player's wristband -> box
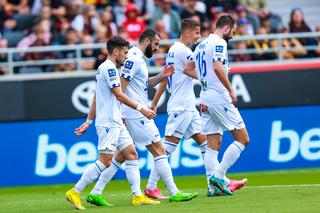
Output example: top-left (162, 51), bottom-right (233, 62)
top-left (136, 104), bottom-right (142, 111)
top-left (86, 118), bottom-right (93, 125)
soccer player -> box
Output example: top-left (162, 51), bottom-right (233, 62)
top-left (65, 36), bottom-right (159, 210)
top-left (144, 18), bottom-right (247, 198)
top-left (76, 29), bottom-right (197, 204)
top-left (190, 15), bottom-right (249, 195)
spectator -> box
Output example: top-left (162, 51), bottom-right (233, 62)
top-left (314, 25), bottom-right (320, 57)
top-left (100, 9), bottom-right (117, 39)
top-left (235, 4), bottom-right (254, 35)
top-left (134, 0), bottom-right (155, 25)
top-left (180, 0), bottom-right (208, 28)
top-left (71, 4), bottom-right (100, 37)
top-left (55, 28), bottom-right (78, 72)
top-left (3, 0), bottom-right (29, 14)
top-left (113, 0), bottom-right (128, 26)
top-left (80, 34), bottom-right (96, 70)
top-left (289, 8), bottom-right (317, 57)
top-left (152, 0), bottom-right (181, 39)
top-left (248, 27), bottom-right (276, 60)
top-left (154, 19), bottom-right (173, 40)
top-left (232, 41), bottom-right (252, 62)
top-left (236, 19), bottom-right (253, 36)
top-left (238, 0), bottom-right (268, 33)
top-left (271, 27), bottom-right (307, 60)
top-left (0, 3), bottom-right (16, 35)
top-left (206, 0), bottom-right (238, 21)
top-left (117, 26), bottom-right (129, 40)
top-left (121, 2), bottom-right (146, 43)
top-left (0, 38), bottom-right (9, 75)
top-left (84, 0), bottom-right (111, 10)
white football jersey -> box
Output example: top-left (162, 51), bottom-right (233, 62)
top-left (95, 59), bottom-right (122, 127)
top-left (166, 42), bottom-right (196, 112)
top-left (121, 46), bottom-right (149, 119)
top-left (193, 34), bottom-right (231, 104)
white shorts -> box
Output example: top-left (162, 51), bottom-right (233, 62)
top-left (200, 102), bottom-right (246, 135)
top-left (124, 118), bottom-right (161, 147)
top-left (96, 124), bottom-right (133, 154)
top-left (165, 111), bottom-right (202, 139)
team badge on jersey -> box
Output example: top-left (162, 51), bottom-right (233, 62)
top-left (124, 60), bottom-right (134, 70)
top-left (108, 69), bottom-right (116, 77)
top-left (215, 45), bottom-right (224, 53)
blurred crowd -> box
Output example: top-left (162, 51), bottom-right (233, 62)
top-left (0, 0), bottom-right (320, 74)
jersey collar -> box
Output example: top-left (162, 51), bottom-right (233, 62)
top-left (131, 46), bottom-right (144, 59)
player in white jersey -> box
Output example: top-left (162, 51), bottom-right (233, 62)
top-left (75, 30), bottom-right (197, 203)
top-left (189, 15), bottom-right (249, 195)
top-left (66, 36), bottom-right (159, 210)
top-left (144, 19), bottom-right (247, 198)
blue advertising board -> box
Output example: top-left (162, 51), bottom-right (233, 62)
top-left (0, 105), bottom-right (320, 187)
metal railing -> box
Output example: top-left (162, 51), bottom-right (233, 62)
top-left (0, 32), bottom-right (319, 75)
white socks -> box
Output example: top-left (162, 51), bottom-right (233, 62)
top-left (199, 141), bottom-right (207, 160)
top-left (91, 158), bottom-right (121, 195)
top-left (146, 141), bottom-right (177, 190)
top-left (154, 155), bottom-right (179, 196)
top-left (163, 141), bottom-right (178, 155)
top-left (204, 148), bottom-right (219, 191)
top-left (125, 160), bottom-right (142, 196)
top-left (74, 160), bottom-right (106, 193)
top-left (215, 141), bottom-right (245, 179)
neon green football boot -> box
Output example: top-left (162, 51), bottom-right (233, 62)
top-left (169, 192), bottom-right (198, 202)
top-left (87, 193), bottom-right (114, 207)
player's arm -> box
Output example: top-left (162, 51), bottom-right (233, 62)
top-left (75, 95), bottom-right (96, 136)
top-left (112, 85), bottom-right (156, 119)
top-left (183, 61), bottom-right (198, 79)
top-left (148, 64), bottom-right (174, 88)
top-left (150, 78), bottom-right (167, 113)
top-left (214, 61), bottom-right (237, 103)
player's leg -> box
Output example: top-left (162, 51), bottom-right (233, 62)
top-left (209, 103), bottom-right (249, 195)
top-left (87, 152), bottom-right (125, 206)
top-left (145, 111), bottom-right (194, 198)
top-left (145, 135), bottom-right (180, 199)
top-left (65, 126), bottom-right (118, 209)
top-left (187, 111), bottom-right (208, 160)
top-left (147, 141), bottom-right (198, 202)
top-left (215, 127), bottom-right (249, 184)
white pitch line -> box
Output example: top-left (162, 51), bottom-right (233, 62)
top-left (246, 184), bottom-right (320, 188)
top-left (1, 184), bottom-right (320, 205)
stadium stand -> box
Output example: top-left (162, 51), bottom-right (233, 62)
top-left (0, 0), bottom-right (319, 75)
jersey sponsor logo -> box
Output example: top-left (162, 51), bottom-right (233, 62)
top-left (216, 45), bottom-right (224, 53)
top-left (140, 120), bottom-right (145, 125)
top-left (124, 60), bottom-right (134, 70)
top-left (108, 69), bottom-right (117, 77)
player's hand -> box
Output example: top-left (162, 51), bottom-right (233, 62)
top-left (141, 107), bottom-right (157, 120)
top-left (75, 122), bottom-right (91, 136)
top-left (150, 102), bottom-right (158, 114)
top-left (162, 64), bottom-right (175, 78)
top-left (229, 90), bottom-right (238, 104)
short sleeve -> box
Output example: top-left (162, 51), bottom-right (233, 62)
top-left (121, 59), bottom-right (137, 81)
top-left (213, 40), bottom-right (227, 64)
top-left (102, 67), bottom-right (120, 89)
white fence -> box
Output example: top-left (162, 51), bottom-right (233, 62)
top-left (0, 32), bottom-right (319, 75)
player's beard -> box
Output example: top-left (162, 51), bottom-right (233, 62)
top-left (116, 58), bottom-right (124, 66)
top-left (145, 43), bottom-right (153, 58)
top-left (223, 30), bottom-right (233, 43)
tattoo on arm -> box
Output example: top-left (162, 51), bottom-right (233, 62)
top-left (148, 73), bottom-right (163, 88)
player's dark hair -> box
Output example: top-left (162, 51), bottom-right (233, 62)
top-left (181, 18), bottom-right (200, 32)
top-left (216, 15), bottom-right (236, 29)
top-left (138, 29), bottom-right (161, 43)
top-left (106, 36), bottom-right (129, 54)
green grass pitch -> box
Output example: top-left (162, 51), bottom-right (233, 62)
top-left (1, 168), bottom-right (320, 213)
